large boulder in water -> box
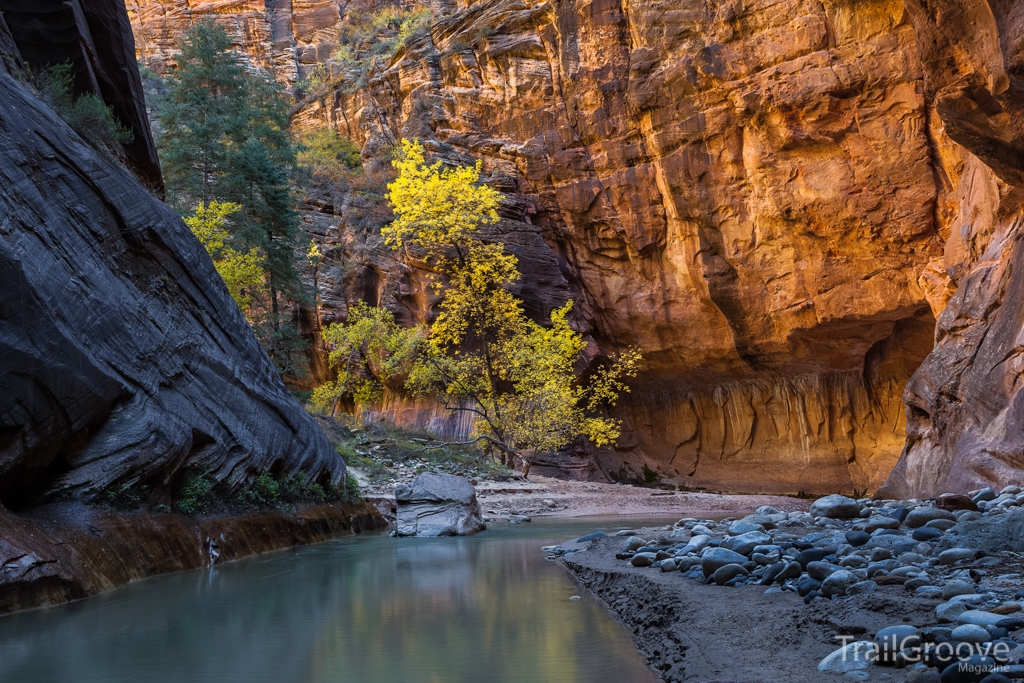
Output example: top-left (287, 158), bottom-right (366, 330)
top-left (0, 46), bottom-right (344, 507)
top-left (395, 473), bottom-right (486, 537)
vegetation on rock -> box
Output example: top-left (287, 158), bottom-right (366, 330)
top-left (27, 62), bottom-right (133, 157)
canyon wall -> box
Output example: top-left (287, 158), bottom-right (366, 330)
top-left (127, 0), bottom-right (1024, 495)
top-left (0, 13), bottom-right (346, 510)
top-left (877, 0), bottom-right (1024, 498)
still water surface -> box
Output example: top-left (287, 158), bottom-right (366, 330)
top-left (0, 517), bottom-right (668, 683)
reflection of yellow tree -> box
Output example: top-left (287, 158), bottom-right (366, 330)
top-left (309, 537), bottom-right (654, 682)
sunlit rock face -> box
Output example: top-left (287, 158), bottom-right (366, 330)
top-left (127, 0), bottom-right (349, 84)
top-left (877, 0), bottom-right (1024, 498)
top-left (125, 0), bottom-right (1022, 496)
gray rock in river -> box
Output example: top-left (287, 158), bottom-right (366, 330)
top-left (395, 473), bottom-right (486, 537)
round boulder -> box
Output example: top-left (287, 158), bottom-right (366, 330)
top-left (905, 507), bottom-right (956, 529)
top-left (700, 547), bottom-right (748, 578)
top-left (811, 494), bottom-right (862, 519)
top-left (711, 563), bottom-right (749, 585)
top-left (822, 569), bottom-right (859, 597)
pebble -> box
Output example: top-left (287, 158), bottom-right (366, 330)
top-left (807, 560), bottom-right (843, 581)
top-left (720, 531), bottom-right (771, 556)
top-left (818, 641), bottom-right (875, 673)
top-left (957, 610), bottom-right (1007, 627)
top-left (906, 507), bottom-right (956, 528)
top-left (630, 553), bottom-right (657, 567)
top-left (973, 488), bottom-right (997, 503)
top-left (940, 548), bottom-right (979, 565)
top-left (937, 493), bottom-right (979, 511)
top-left (822, 569), bottom-right (859, 597)
top-left (623, 537), bottom-right (647, 552)
top-left (943, 580), bottom-right (977, 600)
top-left (875, 625), bottom-right (921, 663)
top-left (711, 563), bottom-right (749, 585)
top-left (951, 623), bottom-right (990, 643)
top-left (846, 530), bottom-right (871, 547)
top-left (727, 521), bottom-right (765, 535)
top-left (905, 670), bottom-right (941, 683)
top-left (925, 518), bottom-right (958, 531)
top-left (795, 547), bottom-right (835, 568)
top-left (797, 576), bottom-right (822, 596)
top-left (940, 654), bottom-right (997, 682)
top-left (847, 580), bottom-right (878, 596)
top-left (865, 516), bottom-right (902, 532)
top-left (914, 526), bottom-right (945, 542)
top-left (700, 547), bottom-right (748, 577)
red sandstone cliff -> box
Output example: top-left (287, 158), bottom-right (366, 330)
top-left (126, 0), bottom-right (1024, 496)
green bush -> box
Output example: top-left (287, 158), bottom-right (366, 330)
top-left (298, 128), bottom-right (361, 180)
top-left (104, 482), bottom-right (145, 508)
top-left (31, 62), bottom-right (133, 155)
top-left (174, 470), bottom-right (213, 514)
top-left (279, 472), bottom-right (327, 504)
top-left (242, 473), bottom-right (280, 506)
top-left (344, 474), bottom-right (361, 501)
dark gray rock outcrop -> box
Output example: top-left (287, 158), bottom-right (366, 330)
top-left (0, 0), bottom-right (163, 194)
top-left (0, 66), bottom-right (343, 508)
top-left (395, 473), bottom-right (486, 537)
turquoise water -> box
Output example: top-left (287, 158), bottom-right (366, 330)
top-left (0, 518), bottom-right (668, 683)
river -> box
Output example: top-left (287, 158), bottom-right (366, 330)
top-left (0, 517), bottom-right (670, 683)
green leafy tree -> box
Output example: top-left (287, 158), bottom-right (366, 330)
top-left (316, 140), bottom-right (641, 471)
top-left (157, 19), bottom-right (305, 373)
top-left (311, 302), bottom-right (424, 412)
top-left (185, 202), bottom-right (264, 310)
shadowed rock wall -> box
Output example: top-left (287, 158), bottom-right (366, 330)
top-left (0, 0), bottom-right (164, 193)
top-left (0, 58), bottom-right (345, 508)
top-left (878, 0), bottom-right (1024, 497)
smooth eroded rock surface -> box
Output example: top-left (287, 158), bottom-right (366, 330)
top-left (0, 68), bottom-right (344, 508)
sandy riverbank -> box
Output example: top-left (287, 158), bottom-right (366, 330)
top-left (361, 472), bottom-right (812, 523)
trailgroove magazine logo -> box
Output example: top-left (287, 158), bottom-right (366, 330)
top-left (834, 634), bottom-right (1015, 668)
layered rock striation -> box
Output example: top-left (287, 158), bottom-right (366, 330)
top-left (0, 19), bottom-right (345, 509)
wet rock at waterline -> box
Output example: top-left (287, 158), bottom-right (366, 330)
top-left (395, 473), bottom-right (486, 537)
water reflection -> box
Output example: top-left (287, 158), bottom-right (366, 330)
top-left (0, 518), bottom-right (665, 683)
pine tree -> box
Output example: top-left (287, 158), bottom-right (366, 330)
top-left (157, 19), bottom-right (305, 373)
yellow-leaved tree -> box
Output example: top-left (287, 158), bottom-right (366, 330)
top-left (186, 201), bottom-right (265, 311)
top-left (315, 140), bottom-right (641, 472)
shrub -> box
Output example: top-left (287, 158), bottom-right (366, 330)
top-left (31, 62), bottom-right (133, 155)
top-left (242, 473), bottom-right (280, 506)
top-left (104, 482), bottom-right (145, 508)
top-left (174, 470), bottom-right (213, 514)
top-left (297, 128), bottom-right (362, 180)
